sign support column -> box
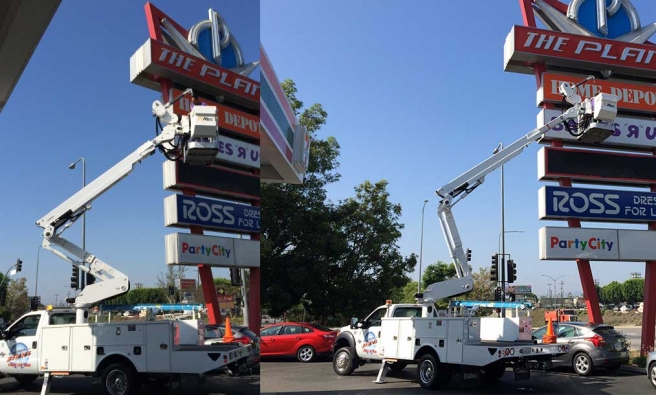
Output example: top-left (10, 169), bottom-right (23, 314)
top-left (641, 148), bottom-right (656, 354)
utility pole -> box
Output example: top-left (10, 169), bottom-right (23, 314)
top-left (547, 283), bottom-right (552, 299)
top-left (560, 280), bottom-right (564, 298)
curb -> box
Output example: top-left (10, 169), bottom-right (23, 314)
top-left (620, 364), bottom-right (645, 374)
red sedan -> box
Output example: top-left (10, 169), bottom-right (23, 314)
top-left (260, 322), bottom-right (337, 362)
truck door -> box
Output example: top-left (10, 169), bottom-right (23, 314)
top-left (356, 307), bottom-right (387, 359)
top-left (0, 314), bottom-right (42, 375)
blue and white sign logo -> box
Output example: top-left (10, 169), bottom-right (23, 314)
top-left (533, 0), bottom-right (656, 43)
top-left (539, 185), bottom-right (656, 222)
top-left (160, 8), bottom-right (259, 76)
top-left (164, 194), bottom-right (260, 233)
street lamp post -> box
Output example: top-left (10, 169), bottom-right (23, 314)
top-left (418, 199), bottom-right (429, 295)
top-left (69, 157), bottom-right (86, 290)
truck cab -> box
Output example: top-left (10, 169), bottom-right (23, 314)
top-left (0, 308), bottom-right (75, 384)
top-left (333, 301), bottom-right (436, 375)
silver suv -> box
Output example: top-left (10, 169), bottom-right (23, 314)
top-left (532, 322), bottom-right (629, 376)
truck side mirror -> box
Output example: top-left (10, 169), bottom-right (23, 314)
top-left (349, 317), bottom-right (359, 328)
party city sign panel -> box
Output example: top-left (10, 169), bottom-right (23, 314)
top-left (539, 227), bottom-right (619, 261)
top-left (165, 233), bottom-right (260, 268)
top-left (540, 226), bottom-right (656, 262)
top-left (164, 194), bottom-right (260, 233)
top-left (539, 185), bottom-right (656, 223)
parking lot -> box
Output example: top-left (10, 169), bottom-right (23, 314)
top-left (261, 359), bottom-right (653, 395)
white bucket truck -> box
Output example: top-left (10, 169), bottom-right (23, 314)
top-left (333, 76), bottom-right (618, 389)
top-left (0, 89), bottom-right (252, 395)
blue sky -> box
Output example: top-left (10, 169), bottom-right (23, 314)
top-left (261, 0), bottom-right (656, 298)
top-left (0, 0), bottom-right (259, 305)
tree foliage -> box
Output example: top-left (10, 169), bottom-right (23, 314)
top-left (421, 261), bottom-right (457, 290)
top-left (261, 80), bottom-right (416, 325)
top-left (600, 281), bottom-right (623, 305)
top-left (620, 278), bottom-right (644, 304)
top-left (4, 278), bottom-right (29, 322)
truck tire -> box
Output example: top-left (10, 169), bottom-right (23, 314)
top-left (389, 361), bottom-right (408, 371)
top-left (572, 352), bottom-right (593, 376)
top-left (297, 345), bottom-right (316, 363)
top-left (333, 347), bottom-right (356, 376)
top-left (101, 362), bottom-right (141, 395)
top-left (417, 354), bottom-right (451, 390)
top-left (480, 361), bottom-right (505, 382)
top-left (13, 374), bottom-right (37, 386)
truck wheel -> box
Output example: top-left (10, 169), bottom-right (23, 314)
top-left (13, 374), bottom-right (37, 386)
top-left (101, 362), bottom-right (141, 395)
top-left (389, 361), bottom-right (408, 371)
top-left (572, 352), bottom-right (593, 376)
top-left (417, 354), bottom-right (451, 390)
top-left (480, 361), bottom-right (505, 382)
top-left (333, 347), bottom-right (356, 376)
top-left (297, 345), bottom-right (316, 362)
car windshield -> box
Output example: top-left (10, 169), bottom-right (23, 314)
top-left (310, 323), bottom-right (333, 332)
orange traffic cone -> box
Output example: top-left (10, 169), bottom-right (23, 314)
top-left (542, 316), bottom-right (557, 344)
top-left (223, 316), bottom-right (235, 343)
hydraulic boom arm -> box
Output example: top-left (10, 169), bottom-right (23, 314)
top-left (35, 89), bottom-right (220, 323)
top-left (420, 77), bottom-right (618, 303)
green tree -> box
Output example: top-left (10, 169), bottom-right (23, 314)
top-left (421, 261), bottom-right (457, 290)
top-left (466, 267), bottom-right (496, 301)
top-left (621, 278), bottom-right (644, 304)
top-left (5, 278), bottom-right (29, 321)
top-left (602, 281), bottom-right (623, 305)
top-left (261, 80), bottom-right (416, 324)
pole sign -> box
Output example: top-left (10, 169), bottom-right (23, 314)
top-left (506, 285), bottom-right (532, 294)
top-left (539, 185), bottom-right (656, 223)
top-left (504, 24), bottom-right (656, 79)
top-left (164, 194), bottom-right (260, 233)
top-left (168, 88), bottom-right (259, 141)
top-left (538, 109), bottom-right (656, 150)
top-left (540, 226), bottom-right (656, 262)
top-left (538, 72), bottom-right (656, 114)
top-left (165, 233), bottom-right (260, 268)
top-left (177, 278), bottom-right (197, 290)
top-left (537, 146), bottom-right (656, 186)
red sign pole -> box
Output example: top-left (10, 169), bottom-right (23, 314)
top-left (641, 148), bottom-right (656, 355)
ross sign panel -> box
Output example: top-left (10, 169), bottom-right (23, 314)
top-left (164, 194), bottom-right (260, 233)
top-left (540, 226), bottom-right (656, 262)
top-left (165, 233), bottom-right (259, 267)
top-left (169, 88), bottom-right (259, 141)
top-left (504, 25), bottom-right (656, 79)
top-left (538, 108), bottom-right (656, 150)
top-left (163, 160), bottom-right (260, 202)
top-left (539, 227), bottom-right (619, 261)
top-left (130, 39), bottom-right (259, 110)
top-left (538, 73), bottom-right (656, 114)
top-left (539, 185), bottom-right (656, 223)
top-left (537, 146), bottom-right (656, 186)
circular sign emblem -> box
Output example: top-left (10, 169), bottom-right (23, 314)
top-left (567, 0), bottom-right (640, 39)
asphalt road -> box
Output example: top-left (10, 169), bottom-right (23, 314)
top-left (0, 373), bottom-right (260, 395)
top-left (260, 360), bottom-right (654, 395)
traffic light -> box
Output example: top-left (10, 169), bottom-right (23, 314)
top-left (466, 249), bottom-right (472, 262)
top-left (30, 296), bottom-right (40, 311)
top-left (168, 286), bottom-right (175, 296)
top-left (507, 259), bottom-right (517, 284)
top-left (230, 267), bottom-right (242, 286)
top-left (494, 287), bottom-right (502, 301)
top-left (16, 259), bottom-right (22, 272)
top-left (490, 254), bottom-right (498, 282)
top-left (71, 266), bottom-right (79, 289)
top-left (86, 272), bottom-right (95, 287)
